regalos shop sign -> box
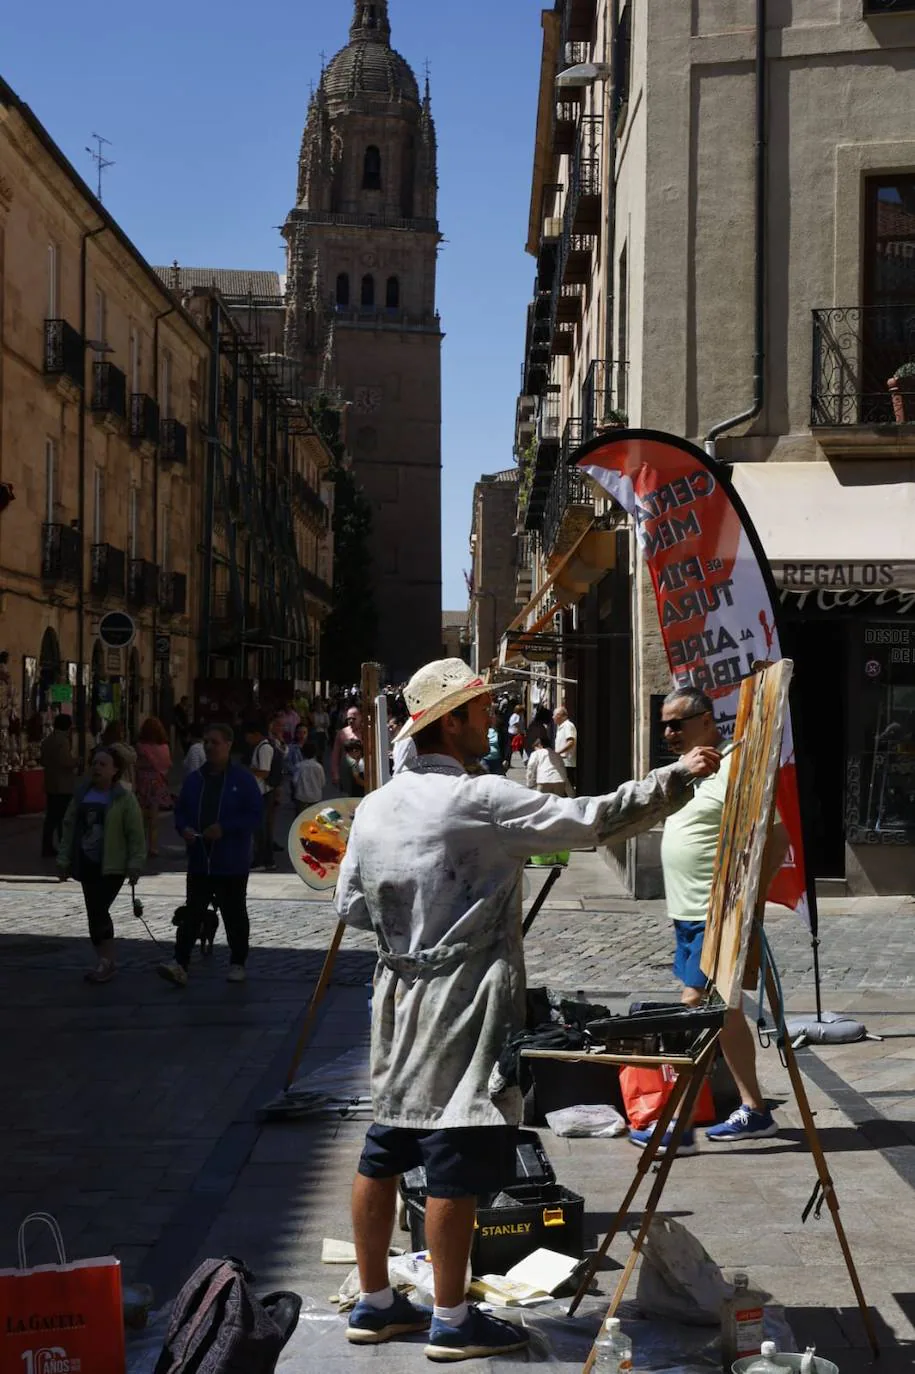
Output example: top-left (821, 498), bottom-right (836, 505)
top-left (774, 562), bottom-right (915, 614)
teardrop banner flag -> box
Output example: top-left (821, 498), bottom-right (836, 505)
top-left (578, 429), bottom-right (811, 927)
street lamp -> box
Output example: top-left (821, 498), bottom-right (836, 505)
top-left (555, 61), bottom-right (611, 90)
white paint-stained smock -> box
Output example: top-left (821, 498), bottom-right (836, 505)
top-left (334, 753), bottom-right (696, 1130)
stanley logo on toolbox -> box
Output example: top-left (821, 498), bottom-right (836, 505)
top-left (475, 1208), bottom-right (565, 1238)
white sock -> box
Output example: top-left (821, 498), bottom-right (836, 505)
top-left (360, 1286), bottom-right (394, 1310)
top-left (433, 1302), bottom-right (469, 1327)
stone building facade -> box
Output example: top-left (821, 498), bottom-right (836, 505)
top-left (509, 0), bottom-right (915, 895)
top-left (0, 75), bottom-right (204, 768)
top-left (284, 0), bottom-right (443, 681)
top-left (468, 471), bottom-right (521, 676)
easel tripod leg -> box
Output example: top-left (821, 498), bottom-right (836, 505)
top-left (580, 1038), bottom-right (719, 1374)
top-left (765, 970), bottom-right (879, 1358)
top-left (566, 1061), bottom-right (692, 1317)
top-left (283, 919), bottom-right (346, 1092)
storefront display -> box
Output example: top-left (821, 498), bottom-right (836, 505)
top-left (847, 623), bottom-right (915, 846)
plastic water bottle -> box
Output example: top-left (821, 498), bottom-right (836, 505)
top-left (593, 1316), bottom-right (632, 1371)
top-left (744, 1342), bottom-right (783, 1372)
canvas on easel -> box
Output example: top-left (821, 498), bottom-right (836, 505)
top-left (700, 659), bottom-right (793, 1007)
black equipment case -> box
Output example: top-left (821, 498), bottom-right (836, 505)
top-left (401, 1130), bottom-right (584, 1275)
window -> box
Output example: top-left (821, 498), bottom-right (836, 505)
top-left (128, 486), bottom-right (139, 559)
top-left (615, 0), bottom-right (633, 133)
top-left (385, 276), bottom-right (400, 309)
top-left (616, 243), bottom-right (629, 415)
top-left (45, 439), bottom-right (59, 523)
top-left (160, 505), bottom-right (170, 570)
top-left (363, 146), bottom-right (382, 191)
top-left (47, 243), bottom-right (60, 318)
top-left (159, 348), bottom-right (172, 419)
top-left (93, 468), bottom-right (105, 543)
top-left (336, 272), bottom-right (350, 307)
top-left (361, 274), bottom-right (376, 308)
top-left (862, 175), bottom-right (915, 420)
top-left (129, 327), bottom-right (141, 393)
top-left (865, 1), bottom-right (915, 11)
top-left (94, 288), bottom-right (107, 357)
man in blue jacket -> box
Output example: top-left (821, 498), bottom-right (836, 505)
top-left (158, 723), bottom-right (263, 987)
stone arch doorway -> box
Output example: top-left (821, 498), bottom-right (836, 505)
top-left (35, 627), bottom-right (62, 716)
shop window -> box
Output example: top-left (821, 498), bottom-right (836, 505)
top-left (361, 274), bottom-right (375, 308)
top-left (386, 276), bottom-right (400, 309)
top-left (336, 272), bottom-right (350, 307)
top-left (363, 146), bottom-right (382, 191)
top-left (846, 622), bottom-right (915, 845)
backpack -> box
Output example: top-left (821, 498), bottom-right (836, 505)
top-left (265, 742), bottom-right (286, 792)
top-left (153, 1257), bottom-right (301, 1374)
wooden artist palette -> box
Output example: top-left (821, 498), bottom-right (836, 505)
top-left (288, 798), bottom-right (360, 891)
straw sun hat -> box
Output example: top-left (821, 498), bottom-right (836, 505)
top-left (394, 659), bottom-right (492, 743)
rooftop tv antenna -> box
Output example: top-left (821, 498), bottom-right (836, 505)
top-left (85, 133), bottom-right (115, 202)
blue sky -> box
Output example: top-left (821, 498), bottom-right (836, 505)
top-left (3, 0), bottom-right (543, 610)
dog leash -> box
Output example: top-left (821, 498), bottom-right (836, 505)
top-left (129, 879), bottom-right (166, 950)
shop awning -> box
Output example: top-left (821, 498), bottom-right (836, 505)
top-left (732, 462), bottom-right (915, 587)
top-left (498, 524), bottom-right (617, 667)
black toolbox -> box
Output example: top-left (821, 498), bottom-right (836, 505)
top-left (401, 1131), bottom-right (584, 1275)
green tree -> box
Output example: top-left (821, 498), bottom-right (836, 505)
top-left (310, 398), bottom-right (378, 681)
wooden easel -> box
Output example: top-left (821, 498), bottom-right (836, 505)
top-left (523, 663), bottom-right (878, 1371)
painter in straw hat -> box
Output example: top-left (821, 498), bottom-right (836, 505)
top-left (393, 658), bottom-right (493, 743)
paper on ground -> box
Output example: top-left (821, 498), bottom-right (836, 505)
top-left (507, 1248), bottom-right (580, 1294)
top-left (321, 1239), bottom-right (358, 1265)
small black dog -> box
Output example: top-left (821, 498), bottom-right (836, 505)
top-left (172, 904), bottom-right (219, 956)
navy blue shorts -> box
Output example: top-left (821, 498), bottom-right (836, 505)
top-left (673, 920), bottom-right (709, 991)
top-left (358, 1123), bottom-right (519, 1199)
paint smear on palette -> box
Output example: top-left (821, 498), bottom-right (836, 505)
top-left (288, 797), bottom-right (360, 891)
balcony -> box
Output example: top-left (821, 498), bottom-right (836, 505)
top-left (541, 461), bottom-right (596, 560)
top-left (159, 570), bottom-right (187, 616)
top-left (582, 358), bottom-right (628, 441)
top-left (300, 566), bottom-right (334, 606)
top-left (560, 232), bottom-right (595, 287)
top-left (129, 393), bottom-right (160, 448)
top-left (127, 558), bottom-right (159, 608)
top-left (42, 523), bottom-right (82, 587)
top-left (567, 118), bottom-right (602, 235)
top-left (515, 532), bottom-right (534, 605)
top-left (555, 99), bottom-right (578, 156)
top-left (810, 306), bottom-right (915, 455)
top-left (290, 471), bottom-right (331, 531)
top-left (160, 417), bottom-right (188, 464)
top-left (90, 543), bottom-right (126, 599)
top-left (90, 361), bottom-right (127, 428)
top-left (44, 319), bottom-right (84, 396)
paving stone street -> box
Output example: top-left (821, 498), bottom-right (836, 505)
top-left (1, 832), bottom-right (915, 1370)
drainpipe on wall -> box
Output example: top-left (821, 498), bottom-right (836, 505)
top-left (704, 0), bottom-right (767, 460)
top-left (78, 223), bottom-right (107, 767)
top-left (152, 306), bottom-right (175, 716)
top-left (198, 298), bottom-right (221, 677)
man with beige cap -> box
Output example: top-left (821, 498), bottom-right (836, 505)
top-left (336, 658), bottom-right (720, 1362)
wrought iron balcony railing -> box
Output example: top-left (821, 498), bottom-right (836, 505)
top-left (541, 462), bottom-right (595, 556)
top-left (562, 416), bottom-right (585, 466)
top-left (128, 558), bottom-right (159, 608)
top-left (90, 543), bottom-right (126, 599)
top-left (130, 393), bottom-right (160, 445)
top-left (582, 358), bottom-right (629, 441)
top-left (91, 361), bottom-right (127, 419)
top-left (536, 391), bottom-right (562, 446)
top-left (42, 523), bottom-right (82, 586)
top-left (160, 418), bottom-right (188, 463)
top-left (44, 319), bottom-right (84, 391)
top-left (291, 471), bottom-right (331, 530)
top-left (564, 116), bottom-right (602, 238)
top-left (811, 305), bottom-right (915, 426)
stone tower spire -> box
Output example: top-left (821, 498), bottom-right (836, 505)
top-left (350, 1), bottom-right (391, 44)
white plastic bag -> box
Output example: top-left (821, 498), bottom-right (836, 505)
top-left (545, 1104), bottom-right (628, 1138)
top-left (635, 1216), bottom-right (733, 1327)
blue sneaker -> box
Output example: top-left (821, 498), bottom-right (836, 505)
top-left (347, 1292), bottom-right (432, 1344)
top-left (706, 1105), bottom-right (778, 1143)
top-left (425, 1307), bottom-right (531, 1362)
top-left (628, 1120), bottom-right (697, 1156)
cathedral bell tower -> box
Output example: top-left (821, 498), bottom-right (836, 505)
top-left (285, 0), bottom-right (443, 680)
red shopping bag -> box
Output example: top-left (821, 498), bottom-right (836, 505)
top-left (0, 1213), bottom-right (125, 1374)
top-left (619, 1063), bottom-right (716, 1130)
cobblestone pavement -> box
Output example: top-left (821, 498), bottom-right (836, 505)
top-left (1, 852), bottom-right (914, 1370)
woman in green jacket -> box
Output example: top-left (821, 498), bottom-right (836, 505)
top-left (58, 748), bottom-right (147, 984)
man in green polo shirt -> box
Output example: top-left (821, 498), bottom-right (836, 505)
top-left (630, 687), bottom-right (787, 1155)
